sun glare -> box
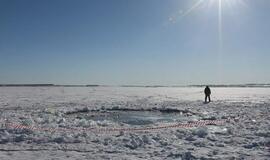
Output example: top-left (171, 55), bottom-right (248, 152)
top-left (173, 0), bottom-right (247, 48)
top-left (168, 0), bottom-right (247, 53)
top-left (207, 0), bottom-right (247, 9)
top-left (168, 0), bottom-right (247, 82)
top-left (170, 0), bottom-right (246, 22)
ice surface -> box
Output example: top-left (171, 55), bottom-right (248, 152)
top-left (0, 87), bottom-right (269, 159)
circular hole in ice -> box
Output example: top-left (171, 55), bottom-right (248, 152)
top-left (84, 111), bottom-right (192, 126)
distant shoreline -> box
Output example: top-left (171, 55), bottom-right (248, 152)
top-left (0, 84), bottom-right (270, 88)
top-left (0, 84), bottom-right (100, 87)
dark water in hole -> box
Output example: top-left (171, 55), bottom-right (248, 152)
top-left (85, 111), bottom-right (194, 125)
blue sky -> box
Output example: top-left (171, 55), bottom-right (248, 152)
top-left (0, 0), bottom-right (269, 85)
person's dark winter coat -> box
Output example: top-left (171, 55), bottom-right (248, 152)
top-left (204, 86), bottom-right (211, 103)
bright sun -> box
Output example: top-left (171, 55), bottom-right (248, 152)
top-left (207, 0), bottom-right (247, 10)
top-left (173, 0), bottom-right (247, 45)
top-left (168, 0), bottom-right (247, 26)
top-left (167, 0), bottom-right (247, 70)
top-left (168, 0), bottom-right (247, 44)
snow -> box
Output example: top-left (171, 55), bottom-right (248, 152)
top-left (0, 87), bottom-right (269, 159)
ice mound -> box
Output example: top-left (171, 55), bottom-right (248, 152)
top-left (0, 129), bottom-right (32, 144)
top-left (21, 117), bottom-right (35, 126)
top-left (51, 133), bottom-right (85, 144)
top-left (124, 135), bottom-right (145, 149)
top-left (208, 126), bottom-right (232, 135)
top-left (142, 135), bottom-right (154, 145)
top-left (192, 127), bottom-right (208, 138)
top-left (0, 130), bottom-right (11, 144)
top-left (243, 142), bottom-right (259, 149)
top-left (255, 131), bottom-right (270, 137)
top-left (76, 118), bottom-right (89, 127)
top-left (13, 134), bottom-right (27, 142)
top-left (44, 108), bottom-right (56, 114)
top-left (168, 151), bottom-right (196, 159)
top-left (96, 120), bottom-right (116, 127)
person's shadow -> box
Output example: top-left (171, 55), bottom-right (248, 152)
top-left (203, 101), bottom-right (210, 104)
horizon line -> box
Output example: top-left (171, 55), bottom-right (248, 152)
top-left (0, 83), bottom-right (270, 88)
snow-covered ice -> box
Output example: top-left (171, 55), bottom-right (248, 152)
top-left (0, 87), bottom-right (269, 159)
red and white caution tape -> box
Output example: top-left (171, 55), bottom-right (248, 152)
top-left (0, 118), bottom-right (235, 134)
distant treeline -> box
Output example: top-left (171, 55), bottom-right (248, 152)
top-left (120, 85), bottom-right (171, 88)
top-left (0, 84), bottom-right (100, 87)
top-left (189, 84), bottom-right (270, 88)
top-left (121, 84), bottom-right (270, 88)
top-left (0, 84), bottom-right (269, 88)
top-left (0, 84), bottom-right (54, 87)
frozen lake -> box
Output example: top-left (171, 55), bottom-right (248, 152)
top-left (0, 87), bottom-right (269, 159)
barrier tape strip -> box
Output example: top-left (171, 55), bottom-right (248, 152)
top-left (0, 118), bottom-right (235, 134)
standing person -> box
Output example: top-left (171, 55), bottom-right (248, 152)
top-left (204, 86), bottom-right (211, 103)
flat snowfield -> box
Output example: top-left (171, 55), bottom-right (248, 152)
top-left (0, 87), bottom-right (269, 160)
